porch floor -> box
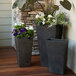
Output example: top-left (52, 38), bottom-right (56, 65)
top-left (0, 47), bottom-right (75, 76)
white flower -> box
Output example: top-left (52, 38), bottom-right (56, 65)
top-left (15, 23), bottom-right (17, 25)
top-left (52, 19), bottom-right (56, 22)
top-left (35, 14), bottom-right (40, 19)
top-left (42, 21), bottom-right (45, 25)
top-left (43, 18), bottom-right (46, 21)
top-left (48, 14), bottom-right (53, 18)
top-left (29, 26), bottom-right (34, 30)
top-left (26, 27), bottom-right (29, 30)
top-left (39, 12), bottom-right (45, 17)
top-left (21, 22), bottom-right (24, 24)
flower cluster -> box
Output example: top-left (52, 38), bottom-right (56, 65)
top-left (12, 22), bottom-right (34, 39)
top-left (35, 12), bottom-right (56, 26)
top-left (35, 0), bottom-right (70, 27)
top-left (35, 0), bottom-right (60, 26)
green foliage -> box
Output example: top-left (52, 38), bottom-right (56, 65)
top-left (12, 23), bottom-right (34, 39)
top-left (35, 18), bottom-right (43, 26)
top-left (12, 0), bottom-right (72, 12)
top-left (12, 0), bottom-right (19, 9)
top-left (54, 5), bottom-right (59, 11)
top-left (56, 12), bottom-right (70, 26)
top-left (14, 23), bottom-right (24, 29)
top-left (12, 0), bottom-right (36, 11)
top-left (35, 12), bottom-right (56, 26)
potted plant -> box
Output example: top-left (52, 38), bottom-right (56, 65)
top-left (35, 0), bottom-right (64, 66)
top-left (45, 12), bottom-right (70, 74)
top-left (56, 12), bottom-right (70, 39)
top-left (35, 12), bottom-right (57, 66)
top-left (12, 22), bottom-right (34, 67)
top-left (12, 0), bottom-right (72, 67)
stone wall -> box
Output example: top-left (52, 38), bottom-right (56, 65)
top-left (21, 0), bottom-right (45, 26)
top-left (20, 0), bottom-right (45, 55)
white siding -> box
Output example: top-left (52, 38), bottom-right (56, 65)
top-left (0, 4), bottom-right (12, 10)
top-left (0, 11), bottom-right (12, 17)
top-left (0, 33), bottom-right (12, 39)
top-left (0, 40), bottom-right (11, 46)
top-left (0, 26), bottom-right (12, 32)
top-left (0, 0), bottom-right (12, 46)
top-left (0, 18), bottom-right (12, 24)
top-left (0, 0), bottom-right (12, 3)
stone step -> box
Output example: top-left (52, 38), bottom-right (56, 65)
top-left (28, 11), bottom-right (40, 15)
top-left (33, 47), bottom-right (39, 50)
top-left (26, 17), bottom-right (35, 21)
top-left (38, 1), bottom-right (45, 4)
top-left (26, 23), bottom-right (33, 25)
top-left (33, 41), bottom-right (38, 44)
top-left (33, 44), bottom-right (38, 47)
top-left (33, 36), bottom-right (37, 39)
top-left (32, 51), bottom-right (40, 55)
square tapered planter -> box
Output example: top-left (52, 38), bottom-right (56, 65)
top-left (15, 38), bottom-right (33, 67)
top-left (46, 39), bottom-right (68, 74)
top-left (36, 25), bottom-right (56, 66)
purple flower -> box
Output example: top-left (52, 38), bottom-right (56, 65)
top-left (12, 29), bottom-right (17, 33)
top-left (19, 31), bottom-right (22, 35)
top-left (12, 29), bottom-right (18, 36)
top-left (13, 32), bottom-right (18, 36)
top-left (22, 28), bottom-right (28, 32)
top-left (49, 8), bottom-right (51, 12)
top-left (19, 28), bottom-right (28, 32)
top-left (19, 28), bottom-right (23, 32)
top-left (28, 37), bottom-right (31, 39)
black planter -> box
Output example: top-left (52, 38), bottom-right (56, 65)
top-left (46, 39), bottom-right (68, 74)
top-left (56, 24), bottom-right (63, 39)
top-left (15, 38), bottom-right (33, 67)
top-left (36, 25), bottom-right (56, 66)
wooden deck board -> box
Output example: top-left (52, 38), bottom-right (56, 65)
top-left (0, 47), bottom-right (75, 76)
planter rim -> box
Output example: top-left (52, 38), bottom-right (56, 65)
top-left (15, 37), bottom-right (33, 40)
top-left (36, 24), bottom-right (56, 27)
top-left (47, 38), bottom-right (68, 41)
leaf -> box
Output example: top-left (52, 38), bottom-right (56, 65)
top-left (27, 0), bottom-right (36, 5)
top-left (12, 0), bottom-right (19, 8)
top-left (54, 5), bottom-right (59, 11)
top-left (60, 0), bottom-right (71, 10)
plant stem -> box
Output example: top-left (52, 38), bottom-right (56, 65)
top-left (36, 0), bottom-right (45, 13)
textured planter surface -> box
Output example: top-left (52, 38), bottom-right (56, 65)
top-left (46, 39), bottom-right (68, 74)
top-left (56, 24), bottom-right (63, 39)
top-left (15, 38), bottom-right (33, 67)
top-left (36, 25), bottom-right (56, 66)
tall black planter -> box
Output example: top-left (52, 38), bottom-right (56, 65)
top-left (15, 38), bottom-right (33, 67)
top-left (56, 24), bottom-right (63, 39)
top-left (46, 39), bottom-right (68, 74)
top-left (36, 25), bottom-right (56, 66)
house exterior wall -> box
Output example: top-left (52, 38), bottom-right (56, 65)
top-left (0, 0), bottom-right (12, 46)
top-left (67, 0), bottom-right (76, 73)
top-left (56, 0), bottom-right (76, 73)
